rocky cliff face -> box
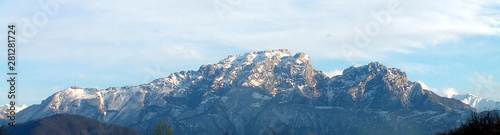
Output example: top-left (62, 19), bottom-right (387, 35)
top-left (17, 49), bottom-right (475, 134)
top-left (321, 62), bottom-right (472, 111)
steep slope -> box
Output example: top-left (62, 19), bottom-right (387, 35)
top-left (17, 86), bottom-right (106, 123)
top-left (6, 114), bottom-right (141, 135)
top-left (17, 49), bottom-right (475, 134)
top-left (452, 94), bottom-right (500, 112)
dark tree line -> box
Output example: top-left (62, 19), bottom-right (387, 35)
top-left (438, 110), bottom-right (500, 135)
top-left (152, 120), bottom-right (173, 135)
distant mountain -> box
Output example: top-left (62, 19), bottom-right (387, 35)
top-left (452, 94), bottom-right (500, 112)
top-left (0, 104), bottom-right (28, 119)
top-left (5, 114), bottom-right (141, 135)
top-left (17, 49), bottom-right (475, 134)
top-left (1, 104), bottom-right (28, 112)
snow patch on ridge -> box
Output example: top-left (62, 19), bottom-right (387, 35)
top-left (60, 86), bottom-right (96, 99)
top-left (252, 92), bottom-right (272, 100)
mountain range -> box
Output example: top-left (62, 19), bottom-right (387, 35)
top-left (15, 49), bottom-right (477, 134)
top-left (0, 104), bottom-right (28, 120)
top-left (451, 94), bottom-right (500, 112)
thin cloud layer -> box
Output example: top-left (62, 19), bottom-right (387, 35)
top-left (0, 0), bottom-right (499, 105)
top-left (3, 0), bottom-right (498, 63)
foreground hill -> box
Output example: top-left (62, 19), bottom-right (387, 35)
top-left (6, 114), bottom-right (140, 135)
top-left (17, 49), bottom-right (475, 134)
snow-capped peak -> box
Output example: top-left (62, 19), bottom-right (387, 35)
top-left (218, 49), bottom-right (293, 68)
top-left (59, 86), bottom-right (98, 99)
top-left (204, 49), bottom-right (316, 91)
top-left (452, 94), bottom-right (500, 112)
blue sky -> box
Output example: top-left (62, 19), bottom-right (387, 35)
top-left (1, 0), bottom-right (499, 106)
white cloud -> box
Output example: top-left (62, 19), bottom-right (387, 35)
top-left (469, 73), bottom-right (500, 100)
top-left (325, 69), bottom-right (343, 77)
top-left (417, 80), bottom-right (431, 90)
top-left (161, 46), bottom-right (204, 60)
top-left (2, 0), bottom-right (500, 105)
top-left (418, 77), bottom-right (499, 100)
top-left (3, 0), bottom-right (498, 64)
top-left (418, 80), bottom-right (459, 98)
top-left (77, 73), bottom-right (85, 79)
top-left (400, 63), bottom-right (438, 74)
top-left (443, 88), bottom-right (459, 98)
top-left (51, 85), bottom-right (61, 93)
top-left (417, 80), bottom-right (438, 93)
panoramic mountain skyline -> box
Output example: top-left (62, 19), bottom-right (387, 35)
top-left (1, 0), bottom-right (499, 107)
top-left (16, 50), bottom-right (476, 134)
top-left (2, 0), bottom-right (499, 134)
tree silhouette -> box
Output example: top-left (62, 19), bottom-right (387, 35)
top-left (153, 120), bottom-right (173, 135)
top-left (0, 122), bottom-right (9, 135)
top-left (437, 110), bottom-right (500, 135)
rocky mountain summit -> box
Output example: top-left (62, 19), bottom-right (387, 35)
top-left (17, 49), bottom-right (475, 134)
